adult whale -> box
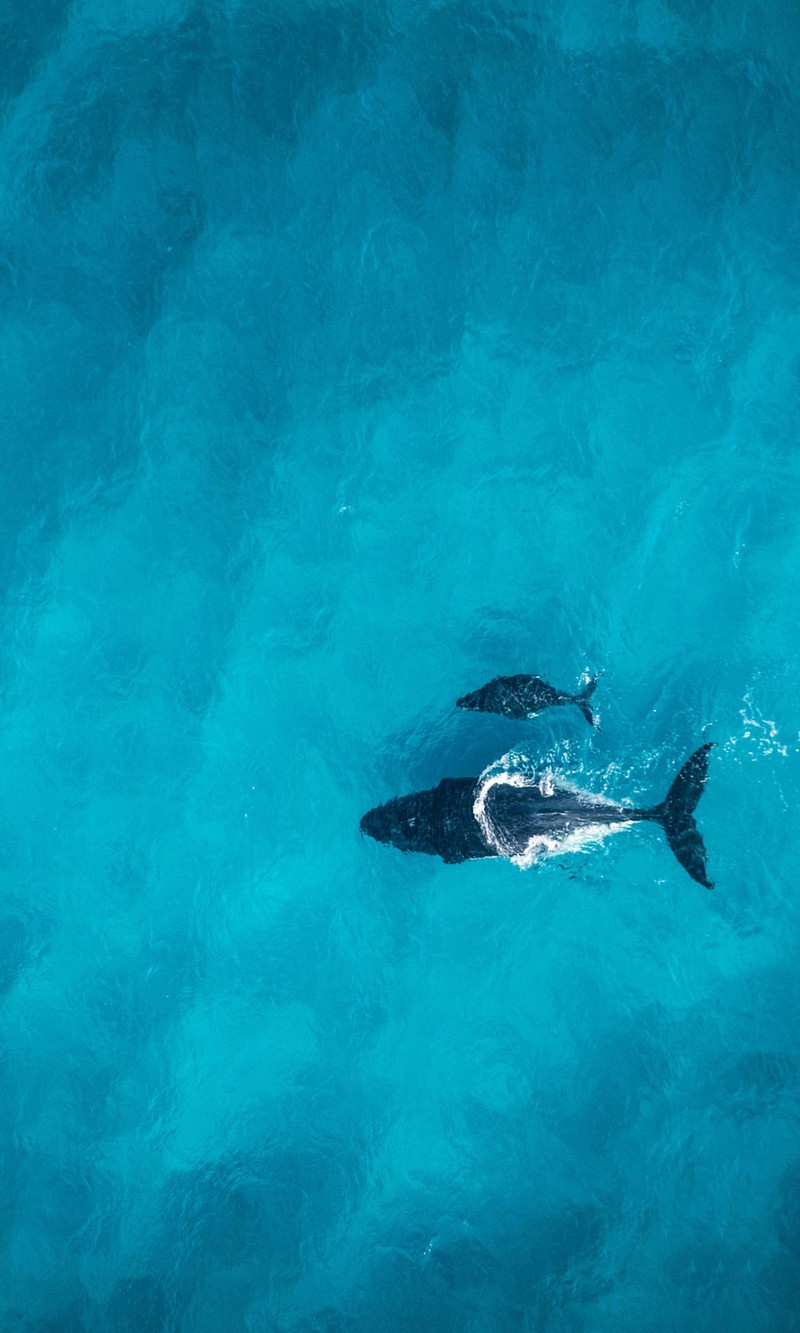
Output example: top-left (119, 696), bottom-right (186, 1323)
top-left (360, 743), bottom-right (715, 888)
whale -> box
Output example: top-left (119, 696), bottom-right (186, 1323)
top-left (360, 743), bottom-right (715, 888)
top-left (456, 673), bottom-right (600, 726)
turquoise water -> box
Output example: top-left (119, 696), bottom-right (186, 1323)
top-left (1, 1), bottom-right (800, 1329)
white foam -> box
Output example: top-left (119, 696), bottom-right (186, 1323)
top-left (473, 768), bottom-right (537, 857)
top-left (509, 822), bottom-right (628, 870)
top-left (472, 751), bottom-right (629, 868)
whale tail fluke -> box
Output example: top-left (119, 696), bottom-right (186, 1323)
top-left (650, 743), bottom-right (715, 889)
top-left (575, 674), bottom-right (600, 727)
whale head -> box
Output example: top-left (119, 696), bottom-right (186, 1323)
top-left (360, 794), bottom-right (434, 854)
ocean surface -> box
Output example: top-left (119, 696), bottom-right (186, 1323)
top-left (1, 1), bottom-right (799, 1329)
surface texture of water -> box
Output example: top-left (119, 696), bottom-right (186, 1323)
top-left (1, 1), bottom-right (799, 1329)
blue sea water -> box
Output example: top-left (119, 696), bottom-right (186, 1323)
top-left (1, 0), bottom-right (800, 1328)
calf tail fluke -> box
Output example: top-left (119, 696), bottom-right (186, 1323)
top-left (575, 673), bottom-right (600, 727)
top-left (651, 742), bottom-right (715, 888)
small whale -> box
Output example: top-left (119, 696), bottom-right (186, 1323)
top-left (456, 673), bottom-right (600, 727)
top-left (361, 743), bottom-right (715, 888)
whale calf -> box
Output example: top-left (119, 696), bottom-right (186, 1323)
top-left (456, 673), bottom-right (600, 726)
top-left (361, 743), bottom-right (715, 888)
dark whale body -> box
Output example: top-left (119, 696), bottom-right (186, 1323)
top-left (361, 743), bottom-right (715, 888)
top-left (457, 673), bottom-right (599, 726)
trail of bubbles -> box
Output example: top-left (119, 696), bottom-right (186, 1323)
top-left (718, 689), bottom-right (800, 762)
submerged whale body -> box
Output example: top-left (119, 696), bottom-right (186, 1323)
top-left (361, 743), bottom-right (715, 888)
top-left (457, 673), bottom-right (599, 726)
